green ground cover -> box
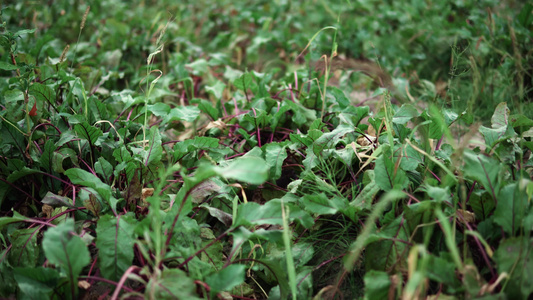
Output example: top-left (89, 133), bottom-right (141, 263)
top-left (0, 0), bottom-right (532, 299)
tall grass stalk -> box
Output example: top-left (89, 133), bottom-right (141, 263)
top-left (281, 202), bottom-right (297, 300)
top-left (70, 6), bottom-right (90, 69)
top-left (142, 21), bottom-right (169, 145)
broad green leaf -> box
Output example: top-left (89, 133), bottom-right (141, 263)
top-left (494, 237), bottom-right (533, 299)
top-left (29, 83), bottom-right (55, 104)
top-left (233, 72), bottom-right (254, 91)
top-left (365, 215), bottom-right (410, 271)
top-left (374, 153), bottom-right (409, 191)
top-left (143, 126), bottom-right (162, 166)
top-left (463, 150), bottom-right (501, 198)
top-left (234, 199), bottom-right (313, 228)
top-left (327, 86), bottom-right (350, 109)
top-left (351, 170), bottom-right (379, 210)
top-left (393, 104), bottom-right (419, 125)
top-left (426, 254), bottom-right (460, 287)
top-left (263, 142), bottom-right (288, 181)
top-left (74, 122), bottom-right (103, 145)
top-left (145, 268), bottom-right (200, 299)
top-left (313, 124), bottom-right (354, 156)
top-left (53, 147), bottom-right (79, 173)
top-left (468, 191), bottom-right (495, 221)
top-left (493, 183), bottom-right (529, 235)
top-left (14, 267), bottom-right (60, 300)
top-left (7, 227), bottom-right (40, 268)
top-left (217, 156), bottom-right (269, 185)
top-left (205, 80), bottom-right (226, 99)
top-left (147, 102), bottom-right (170, 117)
top-left (96, 214), bottom-right (136, 281)
top-left (0, 211), bottom-right (28, 230)
top-left (6, 167), bottom-right (41, 184)
top-left (94, 157), bottom-right (113, 182)
top-left (206, 264), bottom-right (246, 297)
top-left (163, 105), bottom-right (201, 123)
top-left (397, 143), bottom-right (424, 171)
top-left (479, 124), bottom-right (516, 150)
top-left (41, 191), bottom-right (74, 208)
top-left (191, 98), bottom-right (220, 120)
top-left (55, 130), bottom-right (78, 147)
top-left (364, 270), bottom-right (391, 300)
top-left (510, 114), bottom-right (533, 133)
top-left (200, 204), bottom-right (232, 226)
top-left (173, 136), bottom-right (219, 161)
top-left (0, 61), bottom-right (19, 70)
top-left (42, 219), bottom-right (90, 298)
top-left (39, 140), bottom-right (56, 173)
top-left (65, 168), bottom-right (117, 211)
top-left (186, 58), bottom-right (209, 75)
top-left (491, 102), bottom-right (510, 129)
top-left (14, 28), bottom-right (36, 36)
top-left (300, 193), bottom-right (345, 215)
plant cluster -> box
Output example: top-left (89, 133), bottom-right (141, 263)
top-left (0, 1), bottom-right (532, 299)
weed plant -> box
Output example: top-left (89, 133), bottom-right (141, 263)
top-left (0, 1), bottom-right (532, 299)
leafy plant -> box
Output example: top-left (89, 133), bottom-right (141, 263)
top-left (0, 1), bottom-right (532, 299)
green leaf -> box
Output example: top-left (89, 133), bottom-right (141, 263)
top-left (39, 140), bottom-right (56, 173)
top-left (234, 199), bottom-right (313, 228)
top-left (65, 168), bottom-right (117, 212)
top-left (163, 105), bottom-right (201, 123)
top-left (205, 80), bottom-right (226, 99)
top-left (494, 237), bottom-right (533, 299)
top-left (374, 152), bottom-right (409, 191)
top-left (463, 150), bottom-right (501, 198)
top-left (41, 191), bottom-right (74, 208)
top-left (263, 142), bottom-right (288, 181)
top-left (145, 268), bottom-right (200, 299)
top-left (0, 61), bottom-right (19, 71)
top-left (143, 126), bottom-right (162, 167)
top-left (300, 193), bottom-right (345, 215)
top-left (393, 104), bottom-right (420, 125)
top-left (6, 167), bottom-right (41, 184)
top-left (74, 122), bottom-right (103, 144)
top-left (233, 72), bottom-right (254, 91)
top-left (217, 156), bottom-right (269, 185)
top-left (468, 191), bottom-right (495, 221)
top-left (53, 147), bottom-right (79, 173)
top-left (350, 170), bottom-right (379, 210)
top-left (173, 136), bottom-right (220, 161)
top-left (147, 102), bottom-right (170, 117)
top-left (493, 183), bottom-right (529, 235)
top-left (327, 86), bottom-right (350, 109)
top-left (365, 215), bottom-right (410, 271)
top-left (313, 124), bottom-right (354, 156)
top-left (186, 58), bottom-right (209, 75)
top-left (0, 211), bottom-right (28, 230)
top-left (7, 227), bottom-right (40, 268)
top-left (426, 254), bottom-right (460, 287)
top-left (206, 264), bottom-right (246, 297)
top-left (29, 83), bottom-right (55, 105)
top-left (42, 219), bottom-right (90, 298)
top-left (14, 267), bottom-right (60, 300)
top-left (94, 157), bottom-right (113, 182)
top-left (364, 270), bottom-right (391, 300)
top-left (191, 98), bottom-right (220, 120)
top-left (396, 143), bottom-right (424, 172)
top-left (491, 102), bottom-right (510, 129)
top-left (96, 214), bottom-right (136, 281)
top-left (14, 28), bottom-right (36, 36)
